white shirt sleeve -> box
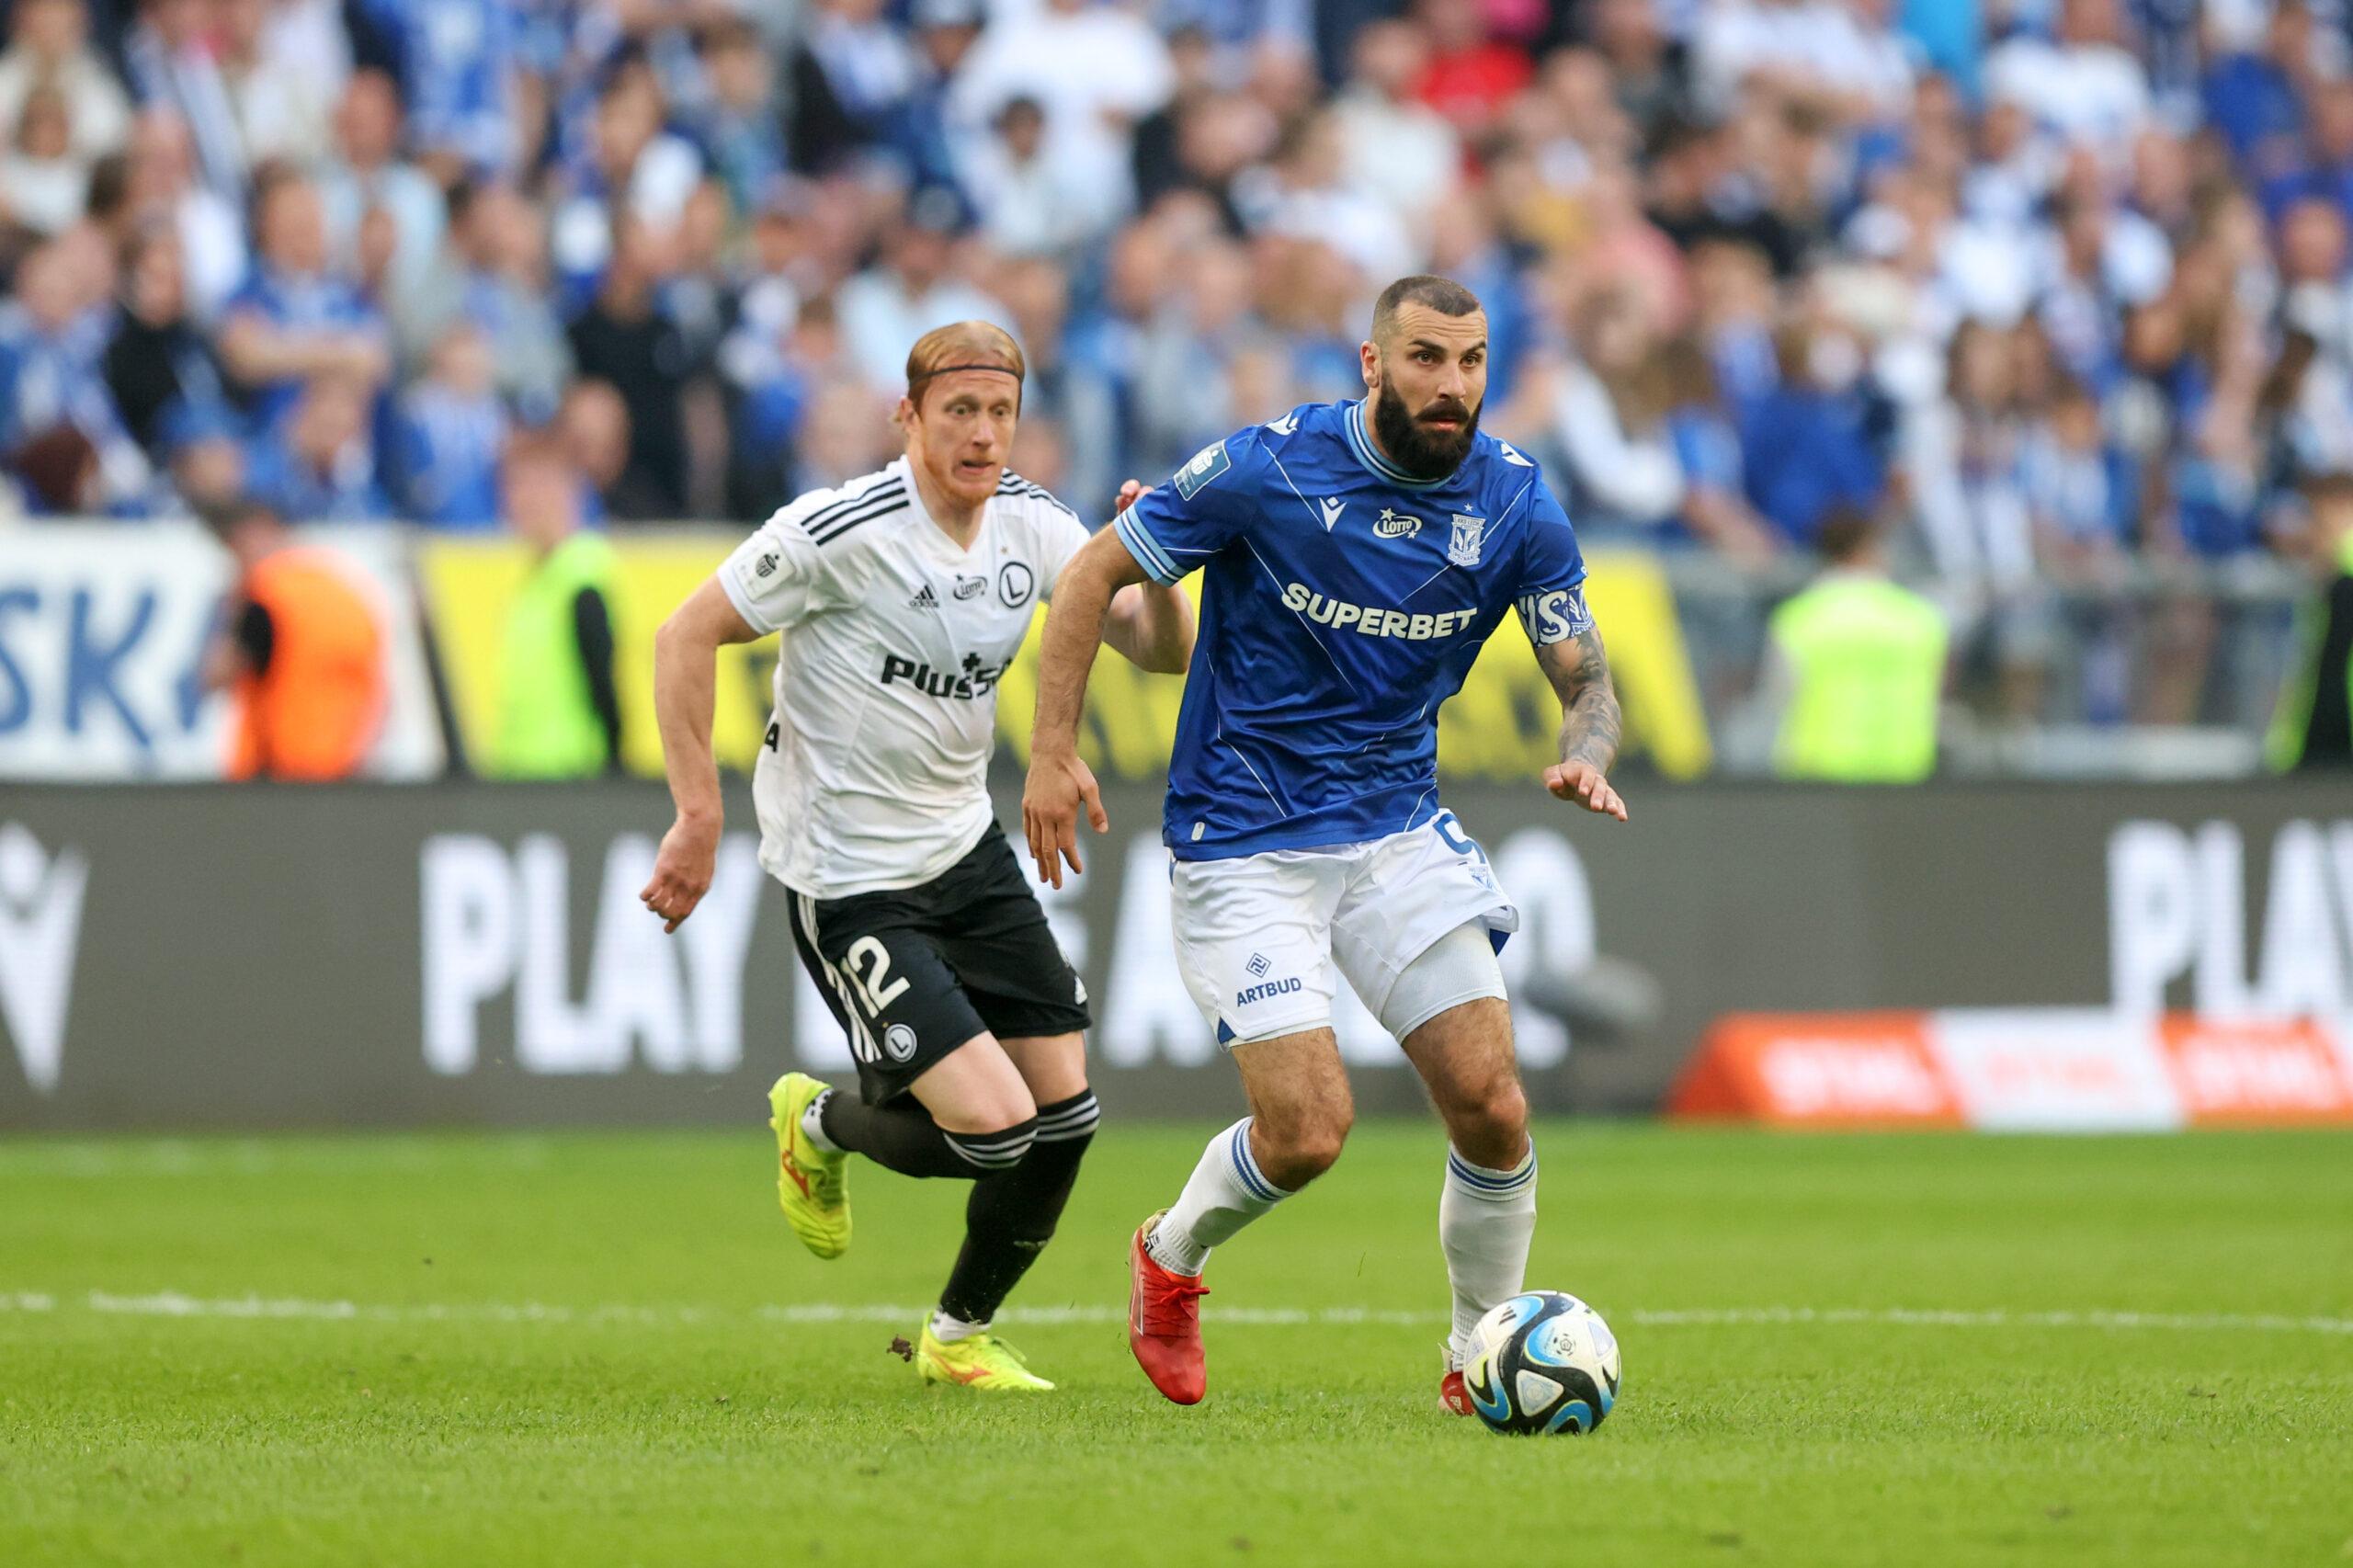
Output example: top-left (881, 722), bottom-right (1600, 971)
top-left (718, 506), bottom-right (835, 634)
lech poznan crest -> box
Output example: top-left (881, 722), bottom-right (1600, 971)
top-left (1447, 512), bottom-right (1486, 566)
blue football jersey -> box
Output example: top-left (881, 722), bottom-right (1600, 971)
top-left (1115, 397), bottom-right (1592, 859)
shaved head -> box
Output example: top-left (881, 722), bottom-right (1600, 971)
top-left (1370, 274), bottom-right (1483, 347)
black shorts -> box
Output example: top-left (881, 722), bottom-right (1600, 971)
top-left (786, 822), bottom-right (1092, 1104)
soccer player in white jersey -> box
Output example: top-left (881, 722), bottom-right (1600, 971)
top-left (1022, 276), bottom-right (1627, 1410)
top-left (641, 321), bottom-right (1195, 1392)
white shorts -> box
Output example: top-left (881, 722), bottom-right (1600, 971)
top-left (1171, 812), bottom-right (1518, 1047)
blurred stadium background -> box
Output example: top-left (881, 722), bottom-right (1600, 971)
top-left (2, 0), bottom-right (2353, 1126)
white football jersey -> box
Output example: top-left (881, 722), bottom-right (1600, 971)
top-left (719, 457), bottom-right (1092, 899)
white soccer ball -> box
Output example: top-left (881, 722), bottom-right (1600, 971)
top-left (1461, 1290), bottom-right (1621, 1436)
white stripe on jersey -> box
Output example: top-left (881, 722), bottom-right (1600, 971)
top-left (722, 458), bottom-right (1095, 902)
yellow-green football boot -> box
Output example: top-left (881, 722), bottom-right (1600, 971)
top-left (914, 1325), bottom-right (1055, 1392)
top-left (767, 1073), bottom-right (849, 1258)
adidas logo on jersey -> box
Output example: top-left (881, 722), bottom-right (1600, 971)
top-left (881, 652), bottom-right (1007, 700)
top-left (909, 584), bottom-right (939, 609)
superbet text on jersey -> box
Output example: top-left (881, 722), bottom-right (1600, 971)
top-left (1114, 398), bottom-right (1592, 860)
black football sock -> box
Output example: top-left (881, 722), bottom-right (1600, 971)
top-left (938, 1090), bottom-right (1100, 1326)
top-left (818, 1092), bottom-right (1035, 1180)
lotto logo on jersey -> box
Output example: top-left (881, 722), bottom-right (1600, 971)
top-left (1279, 582), bottom-right (1479, 641)
top-left (879, 653), bottom-right (1008, 699)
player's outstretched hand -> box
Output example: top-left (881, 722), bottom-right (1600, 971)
top-left (1544, 760), bottom-right (1629, 822)
top-left (1023, 749), bottom-right (1109, 889)
top-left (641, 812), bottom-right (720, 933)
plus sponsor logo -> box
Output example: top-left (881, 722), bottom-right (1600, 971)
top-left (1279, 583), bottom-right (1478, 641)
top-left (881, 651), bottom-right (1008, 699)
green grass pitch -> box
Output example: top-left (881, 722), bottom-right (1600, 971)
top-left (3, 1121), bottom-right (2348, 1566)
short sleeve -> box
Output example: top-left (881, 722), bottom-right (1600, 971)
top-left (1114, 433), bottom-right (1254, 585)
top-left (1512, 477), bottom-right (1594, 646)
top-left (718, 507), bottom-right (833, 633)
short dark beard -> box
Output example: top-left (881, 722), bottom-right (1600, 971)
top-left (1370, 377), bottom-right (1481, 481)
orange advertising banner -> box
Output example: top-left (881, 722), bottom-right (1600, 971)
top-left (1673, 1011), bottom-right (2353, 1131)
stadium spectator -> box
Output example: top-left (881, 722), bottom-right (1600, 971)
top-left (0, 81), bottom-right (87, 240)
top-left (392, 324), bottom-right (507, 530)
top-left (0, 237), bottom-right (148, 511)
top-left (103, 218), bottom-right (227, 456)
top-left (788, 0), bottom-right (923, 177)
top-left (162, 401), bottom-right (248, 515)
top-left (690, 17), bottom-right (788, 217)
top-left (560, 376), bottom-right (669, 521)
top-left (244, 369), bottom-right (389, 522)
top-left (487, 433), bottom-right (622, 778)
top-left (121, 0), bottom-right (246, 201)
top-left (1538, 285), bottom-right (1688, 545)
top-left (394, 176), bottom-right (572, 424)
top-left (835, 187), bottom-right (1002, 390)
top-left (118, 109), bottom-right (244, 320)
top-left (965, 96), bottom-right (1108, 260)
top-left (1984, 0), bottom-right (2154, 165)
top-left (202, 496), bottom-right (387, 781)
top-left (1412, 0), bottom-right (1533, 137)
top-left (951, 0), bottom-right (1176, 215)
top-left (1330, 19), bottom-right (1461, 230)
top-left (1739, 311), bottom-right (1890, 546)
top-left (316, 71), bottom-right (444, 306)
top-left (354, 0), bottom-right (516, 178)
top-left (217, 0), bottom-right (330, 174)
top-left (1759, 508), bottom-right (1948, 781)
top-left (567, 219), bottom-right (692, 517)
top-left (0, 0), bottom-right (132, 166)
top-left (217, 165), bottom-right (389, 428)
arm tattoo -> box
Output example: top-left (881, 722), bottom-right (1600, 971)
top-left (1542, 624), bottom-right (1622, 775)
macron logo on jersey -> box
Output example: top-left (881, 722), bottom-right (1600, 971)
top-left (1279, 582), bottom-right (1479, 641)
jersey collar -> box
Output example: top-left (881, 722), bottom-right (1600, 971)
top-left (1343, 398), bottom-right (1457, 491)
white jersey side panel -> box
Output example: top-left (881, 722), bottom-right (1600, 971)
top-left (719, 459), bottom-right (1091, 900)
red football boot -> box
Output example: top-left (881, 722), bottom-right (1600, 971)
top-left (1128, 1210), bottom-right (1210, 1405)
top-left (1439, 1368), bottom-right (1473, 1415)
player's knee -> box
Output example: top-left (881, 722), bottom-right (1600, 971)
top-left (1256, 1105), bottom-right (1352, 1187)
top-left (945, 1113), bottom-right (1037, 1173)
top-left (1450, 1079), bottom-right (1528, 1165)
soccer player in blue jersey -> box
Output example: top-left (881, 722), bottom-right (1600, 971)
top-left (1022, 275), bottom-right (1626, 1410)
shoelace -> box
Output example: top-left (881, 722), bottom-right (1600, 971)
top-left (1138, 1273), bottom-right (1210, 1337)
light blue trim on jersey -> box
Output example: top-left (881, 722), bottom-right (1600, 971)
top-left (1343, 399), bottom-right (1452, 491)
top-left (1114, 508), bottom-right (1185, 585)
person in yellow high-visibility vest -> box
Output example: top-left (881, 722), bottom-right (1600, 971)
top-left (1764, 509), bottom-right (1948, 782)
top-left (488, 436), bottom-right (622, 778)
top-left (2266, 472), bottom-right (2353, 771)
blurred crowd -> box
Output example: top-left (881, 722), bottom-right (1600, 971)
top-left (8, 0), bottom-right (2353, 737)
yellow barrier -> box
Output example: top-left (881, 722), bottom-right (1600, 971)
top-left (418, 536), bottom-right (1712, 782)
